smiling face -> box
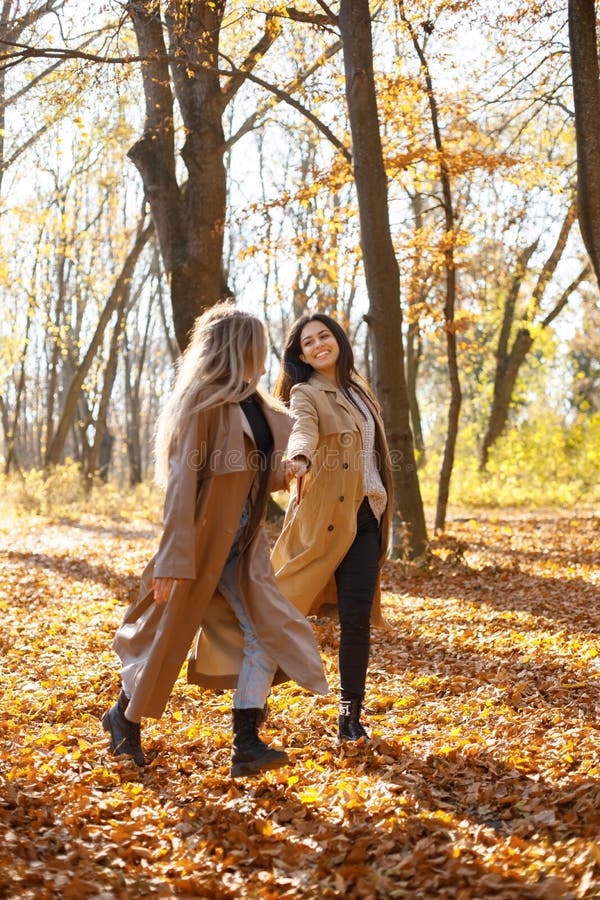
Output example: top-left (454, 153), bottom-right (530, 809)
top-left (299, 320), bottom-right (340, 382)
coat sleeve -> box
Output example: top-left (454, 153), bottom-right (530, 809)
top-left (270, 417), bottom-right (293, 493)
top-left (287, 384), bottom-right (320, 465)
top-left (153, 409), bottom-right (209, 580)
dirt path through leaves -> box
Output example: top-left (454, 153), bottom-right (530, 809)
top-left (1, 510), bottom-right (599, 898)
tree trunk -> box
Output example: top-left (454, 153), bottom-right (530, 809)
top-left (98, 428), bottom-right (114, 482)
top-left (85, 264), bottom-right (153, 487)
top-left (0, 394), bottom-right (11, 467)
top-left (479, 240), bottom-right (538, 468)
top-left (44, 222), bottom-right (153, 467)
top-left (435, 297), bottom-right (461, 535)
top-left (0, 0), bottom-right (9, 194)
top-left (124, 288), bottom-right (154, 486)
top-left (124, 345), bottom-right (143, 486)
top-left (569, 0), bottom-right (600, 286)
top-left (480, 202), bottom-right (577, 468)
top-left (406, 320), bottom-right (425, 464)
top-left (4, 293), bottom-right (33, 474)
top-left (83, 290), bottom-right (130, 491)
top-left (338, 0), bottom-right (427, 558)
top-left (126, 1), bottom-right (233, 349)
top-left (405, 192), bottom-right (428, 464)
top-left (0, 56), bottom-right (6, 198)
top-left (398, 4), bottom-right (461, 534)
top-left (44, 195), bottom-right (70, 457)
top-left (44, 299), bottom-right (62, 459)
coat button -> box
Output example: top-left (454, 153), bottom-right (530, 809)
top-left (339, 496), bottom-right (344, 502)
top-left (342, 463), bottom-right (349, 469)
top-left (327, 525), bottom-right (334, 531)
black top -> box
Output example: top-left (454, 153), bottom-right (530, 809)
top-left (240, 393), bottom-right (273, 461)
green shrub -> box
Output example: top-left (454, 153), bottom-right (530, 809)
top-left (0, 463), bottom-right (162, 521)
top-left (3, 414), bottom-right (599, 522)
top-left (419, 413), bottom-right (600, 509)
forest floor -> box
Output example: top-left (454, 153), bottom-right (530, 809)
top-left (1, 506), bottom-right (600, 898)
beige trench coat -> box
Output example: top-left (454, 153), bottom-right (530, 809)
top-left (271, 373), bottom-right (393, 626)
top-left (113, 392), bottom-right (328, 722)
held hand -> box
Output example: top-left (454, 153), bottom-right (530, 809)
top-left (284, 457), bottom-right (308, 489)
top-left (152, 576), bottom-right (186, 604)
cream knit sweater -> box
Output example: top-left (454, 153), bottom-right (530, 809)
top-left (350, 388), bottom-right (388, 521)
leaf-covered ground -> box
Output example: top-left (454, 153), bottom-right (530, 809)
top-left (1, 508), bottom-right (599, 898)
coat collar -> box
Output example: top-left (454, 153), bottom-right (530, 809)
top-left (239, 406), bottom-right (254, 442)
top-left (308, 372), bottom-right (382, 419)
top-left (257, 391), bottom-right (293, 451)
top-left (235, 391), bottom-right (292, 450)
top-left (307, 372), bottom-right (365, 433)
top-left (308, 371), bottom-right (340, 394)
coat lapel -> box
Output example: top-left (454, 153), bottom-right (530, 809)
top-left (238, 404), bottom-right (254, 443)
top-left (236, 392), bottom-right (293, 449)
top-left (257, 391), bottom-right (293, 450)
top-left (309, 373), bottom-right (365, 436)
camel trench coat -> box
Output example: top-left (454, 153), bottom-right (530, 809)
top-left (113, 392), bottom-right (328, 722)
top-left (271, 373), bottom-right (393, 626)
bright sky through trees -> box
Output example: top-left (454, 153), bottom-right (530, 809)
top-left (0, 0), bottom-right (596, 517)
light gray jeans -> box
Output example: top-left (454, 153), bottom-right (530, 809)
top-left (220, 503), bottom-right (277, 709)
top-left (120, 504), bottom-right (276, 712)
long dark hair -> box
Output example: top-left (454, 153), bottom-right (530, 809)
top-left (274, 312), bottom-right (371, 406)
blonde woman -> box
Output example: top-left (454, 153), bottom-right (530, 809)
top-left (272, 313), bottom-right (392, 742)
top-left (103, 304), bottom-right (328, 775)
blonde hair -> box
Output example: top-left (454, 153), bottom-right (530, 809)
top-left (154, 303), bottom-right (267, 487)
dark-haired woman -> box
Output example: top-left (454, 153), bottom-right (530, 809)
top-left (272, 314), bottom-right (393, 742)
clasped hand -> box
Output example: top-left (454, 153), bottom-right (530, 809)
top-left (153, 459), bottom-right (309, 602)
top-left (284, 456), bottom-right (308, 489)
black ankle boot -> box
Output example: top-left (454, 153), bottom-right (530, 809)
top-left (257, 699), bottom-right (269, 726)
top-left (338, 698), bottom-right (370, 742)
top-left (102, 691), bottom-right (145, 766)
top-left (231, 708), bottom-right (290, 777)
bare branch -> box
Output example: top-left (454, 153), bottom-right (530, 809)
top-left (3, 0), bottom-right (64, 38)
top-left (283, 6), bottom-right (335, 28)
top-left (1, 117), bottom-right (54, 172)
top-left (221, 13), bottom-right (282, 108)
top-left (527, 194), bottom-right (577, 319)
top-left (1, 33), bottom-right (100, 109)
top-left (219, 52), bottom-right (350, 161)
top-left (314, 0), bottom-right (338, 24)
top-left (226, 38), bottom-right (342, 149)
top-left (496, 237), bottom-right (540, 368)
top-left (0, 35), bottom-right (350, 159)
top-left (541, 264), bottom-right (591, 328)
top-left (0, 39), bottom-right (141, 72)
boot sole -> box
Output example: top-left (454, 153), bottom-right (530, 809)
top-left (337, 734), bottom-right (370, 745)
top-left (231, 752), bottom-right (290, 778)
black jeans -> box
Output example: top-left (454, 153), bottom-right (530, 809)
top-left (335, 497), bottom-right (380, 701)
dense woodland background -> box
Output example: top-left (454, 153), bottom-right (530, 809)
top-left (0, 0), bottom-right (599, 547)
top-left (2, 5), bottom-right (600, 896)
